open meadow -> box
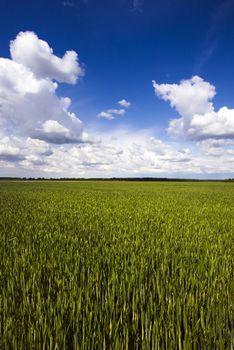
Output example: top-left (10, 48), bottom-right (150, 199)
top-left (0, 180), bottom-right (233, 349)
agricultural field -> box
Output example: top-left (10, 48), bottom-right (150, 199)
top-left (0, 180), bottom-right (233, 349)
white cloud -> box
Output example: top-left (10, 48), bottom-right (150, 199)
top-left (97, 111), bottom-right (114, 120)
top-left (153, 76), bottom-right (215, 118)
top-left (0, 31), bottom-right (87, 145)
top-left (35, 120), bottom-right (84, 144)
top-left (26, 138), bottom-right (52, 156)
top-left (198, 138), bottom-right (234, 157)
top-left (108, 109), bottom-right (125, 115)
top-left (97, 108), bottom-right (126, 120)
top-left (10, 31), bottom-right (84, 84)
top-left (0, 135), bottom-right (53, 164)
top-left (118, 99), bottom-right (131, 108)
top-left (0, 137), bottom-right (23, 162)
top-left (153, 76), bottom-right (234, 140)
top-left (97, 100), bottom-right (129, 120)
top-left (187, 107), bottom-right (234, 139)
top-left (42, 120), bottom-right (69, 134)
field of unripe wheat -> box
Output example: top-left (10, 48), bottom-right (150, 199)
top-left (0, 181), bottom-right (233, 349)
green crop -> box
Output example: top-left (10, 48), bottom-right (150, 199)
top-left (0, 181), bottom-right (233, 349)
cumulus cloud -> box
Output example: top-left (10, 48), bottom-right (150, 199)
top-left (198, 139), bottom-right (234, 157)
top-left (0, 31), bottom-right (87, 145)
top-left (108, 109), bottom-right (125, 115)
top-left (153, 76), bottom-right (234, 140)
top-left (97, 108), bottom-right (125, 120)
top-left (0, 135), bottom-right (54, 165)
top-left (97, 100), bottom-right (131, 120)
top-left (185, 107), bottom-right (234, 140)
top-left (26, 138), bottom-right (52, 156)
top-left (97, 111), bottom-right (114, 120)
top-left (0, 138), bottom-right (24, 162)
top-left (153, 76), bottom-right (215, 118)
top-left (118, 99), bottom-right (131, 108)
top-left (34, 120), bottom-right (86, 144)
top-left (10, 31), bottom-right (84, 83)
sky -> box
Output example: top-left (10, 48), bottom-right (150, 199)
top-left (0, 0), bottom-right (234, 178)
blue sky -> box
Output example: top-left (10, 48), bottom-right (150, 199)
top-left (0, 0), bottom-right (233, 178)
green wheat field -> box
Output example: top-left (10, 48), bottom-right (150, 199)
top-left (0, 180), bottom-right (233, 349)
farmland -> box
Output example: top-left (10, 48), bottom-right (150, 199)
top-left (0, 180), bottom-right (233, 349)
